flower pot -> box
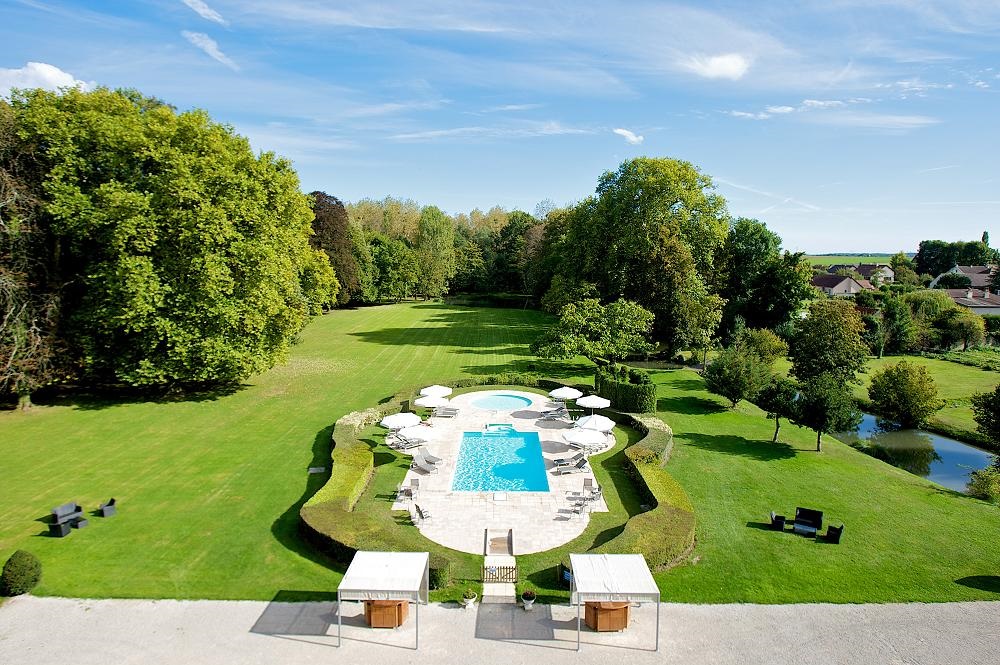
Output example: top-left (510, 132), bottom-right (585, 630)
top-left (461, 593), bottom-right (477, 609)
top-left (522, 596), bottom-right (535, 611)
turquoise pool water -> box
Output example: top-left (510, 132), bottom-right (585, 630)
top-left (452, 427), bottom-right (549, 492)
top-left (471, 393), bottom-right (533, 410)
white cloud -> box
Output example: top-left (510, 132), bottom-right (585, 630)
top-left (341, 99), bottom-right (448, 118)
top-left (182, 0), bottom-right (227, 26)
top-left (482, 103), bottom-right (542, 113)
top-left (678, 53), bottom-right (750, 80)
top-left (390, 121), bottom-right (592, 142)
top-left (804, 111), bottom-right (940, 131)
top-left (801, 99), bottom-right (846, 109)
top-left (728, 110), bottom-right (770, 120)
top-left (182, 31), bottom-right (239, 70)
top-left (0, 62), bottom-right (92, 96)
top-left (612, 128), bottom-right (644, 145)
top-left (765, 105), bottom-right (796, 114)
top-left (916, 165), bottom-right (959, 173)
top-left (973, 80), bottom-right (990, 88)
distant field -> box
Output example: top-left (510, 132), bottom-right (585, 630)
top-left (806, 254), bottom-right (894, 265)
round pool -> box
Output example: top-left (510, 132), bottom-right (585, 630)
top-left (471, 393), bottom-right (533, 411)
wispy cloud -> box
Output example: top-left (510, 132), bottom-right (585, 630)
top-left (918, 200), bottom-right (1000, 206)
top-left (341, 99), bottom-right (448, 118)
top-left (239, 0), bottom-right (512, 33)
top-left (727, 110), bottom-right (770, 120)
top-left (612, 128), bottom-right (644, 144)
top-left (804, 111), bottom-right (940, 131)
top-left (182, 31), bottom-right (239, 70)
top-left (481, 103), bottom-right (542, 113)
top-left (801, 99), bottom-right (845, 109)
top-left (678, 53), bottom-right (750, 80)
top-left (916, 165), bottom-right (959, 173)
top-left (181, 0), bottom-right (227, 26)
top-left (716, 177), bottom-right (821, 214)
top-left (389, 121), bottom-right (592, 142)
top-left (0, 61), bottom-right (93, 96)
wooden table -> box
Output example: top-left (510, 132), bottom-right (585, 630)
top-left (364, 600), bottom-right (409, 628)
top-left (584, 601), bottom-right (630, 632)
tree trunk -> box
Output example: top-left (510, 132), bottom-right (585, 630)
top-left (17, 390), bottom-right (32, 411)
top-left (772, 417), bottom-right (781, 443)
top-left (816, 431), bottom-right (822, 452)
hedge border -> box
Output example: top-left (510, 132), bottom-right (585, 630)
top-left (299, 376), bottom-right (695, 584)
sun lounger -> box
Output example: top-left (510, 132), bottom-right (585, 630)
top-left (418, 447), bottom-right (444, 465)
top-left (411, 453), bottom-right (439, 474)
top-left (540, 408), bottom-right (570, 421)
top-left (557, 458), bottom-right (590, 475)
top-left (388, 433), bottom-right (422, 450)
top-left (415, 504), bottom-right (432, 522)
top-left (553, 452), bottom-right (586, 467)
top-left (433, 407), bottom-right (459, 417)
top-left (566, 441), bottom-right (603, 454)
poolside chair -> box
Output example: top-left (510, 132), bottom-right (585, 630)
top-left (98, 498), bottom-right (117, 517)
top-left (566, 502), bottom-right (589, 519)
top-left (418, 447), bottom-right (444, 465)
top-left (553, 452), bottom-right (586, 467)
top-left (557, 458), bottom-right (590, 475)
top-left (415, 504), bottom-right (432, 522)
top-left (411, 453), bottom-right (439, 474)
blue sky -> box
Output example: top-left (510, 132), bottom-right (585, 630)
top-left (2, 1), bottom-right (999, 253)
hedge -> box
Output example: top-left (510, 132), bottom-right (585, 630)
top-left (299, 376), bottom-right (695, 587)
top-left (595, 364), bottom-right (656, 413)
top-left (1, 550), bottom-right (42, 596)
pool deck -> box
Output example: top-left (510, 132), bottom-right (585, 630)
top-left (391, 390), bottom-right (611, 555)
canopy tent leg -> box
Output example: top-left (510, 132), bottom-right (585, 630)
top-left (655, 594), bottom-right (660, 652)
top-left (574, 576), bottom-right (581, 652)
top-left (415, 598), bottom-right (419, 650)
top-left (337, 592), bottom-right (342, 647)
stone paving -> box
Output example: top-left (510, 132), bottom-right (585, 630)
top-left (390, 389), bottom-right (610, 554)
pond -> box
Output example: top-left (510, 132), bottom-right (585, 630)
top-left (835, 414), bottom-right (995, 492)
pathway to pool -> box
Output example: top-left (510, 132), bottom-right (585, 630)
top-left (391, 390), bottom-right (611, 554)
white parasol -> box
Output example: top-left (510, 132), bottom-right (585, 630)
top-left (414, 395), bottom-right (450, 408)
top-left (396, 426), bottom-right (435, 442)
top-left (380, 412), bottom-right (422, 430)
top-left (574, 414), bottom-right (616, 432)
top-left (576, 395), bottom-right (611, 412)
top-left (548, 386), bottom-right (583, 400)
top-left (420, 385), bottom-right (453, 398)
top-left (562, 429), bottom-right (608, 446)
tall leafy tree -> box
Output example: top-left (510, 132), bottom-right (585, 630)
top-left (789, 299), bottom-right (869, 384)
top-left (794, 372), bottom-right (862, 451)
top-left (309, 191), bottom-right (359, 306)
top-left (756, 376), bottom-right (799, 443)
top-left (414, 205), bottom-right (455, 298)
top-left (868, 361), bottom-right (942, 427)
top-left (369, 233), bottom-right (419, 301)
top-left (488, 210), bottom-right (537, 293)
top-left (10, 87), bottom-right (337, 387)
top-left (702, 345), bottom-right (770, 408)
top-left (531, 298), bottom-right (654, 362)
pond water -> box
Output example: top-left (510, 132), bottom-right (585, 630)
top-left (835, 414), bottom-right (995, 492)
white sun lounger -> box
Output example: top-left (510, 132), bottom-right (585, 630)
top-left (557, 458), bottom-right (590, 475)
top-left (418, 447), bottom-right (444, 465)
top-left (411, 452), bottom-right (439, 474)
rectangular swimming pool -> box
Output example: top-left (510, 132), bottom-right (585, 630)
top-left (452, 427), bottom-right (549, 492)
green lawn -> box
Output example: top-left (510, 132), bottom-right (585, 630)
top-left (655, 368), bottom-right (1000, 602)
top-left (0, 303), bottom-right (590, 599)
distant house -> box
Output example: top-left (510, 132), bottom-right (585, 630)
top-left (811, 274), bottom-right (873, 296)
top-left (944, 288), bottom-right (1000, 315)
top-left (825, 263), bottom-right (894, 284)
top-left (929, 265), bottom-right (995, 289)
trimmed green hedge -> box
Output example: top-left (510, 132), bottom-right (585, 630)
top-left (595, 364), bottom-right (656, 413)
top-left (1, 550), bottom-right (41, 596)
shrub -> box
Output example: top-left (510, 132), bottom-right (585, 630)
top-left (595, 363), bottom-right (656, 412)
top-left (868, 361), bottom-right (943, 428)
top-left (1, 550), bottom-right (41, 596)
top-left (737, 328), bottom-right (788, 365)
top-left (429, 554), bottom-right (453, 590)
top-left (967, 463), bottom-right (1000, 502)
top-left (702, 346), bottom-right (770, 408)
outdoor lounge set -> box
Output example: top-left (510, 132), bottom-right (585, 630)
top-left (769, 507), bottom-right (844, 543)
top-left (47, 499), bottom-right (116, 537)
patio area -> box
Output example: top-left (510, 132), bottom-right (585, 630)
top-left (390, 389), bottom-right (611, 554)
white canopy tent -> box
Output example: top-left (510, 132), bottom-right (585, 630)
top-left (337, 551), bottom-right (430, 649)
top-left (569, 553), bottom-right (660, 651)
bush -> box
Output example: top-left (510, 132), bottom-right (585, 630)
top-left (868, 361), bottom-right (943, 427)
top-left (429, 554), bottom-right (453, 589)
top-left (595, 364), bottom-right (656, 412)
top-left (967, 464), bottom-right (1000, 502)
top-left (1, 550), bottom-right (41, 596)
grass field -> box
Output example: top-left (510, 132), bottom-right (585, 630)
top-left (806, 254), bottom-right (894, 266)
top-left (0, 303), bottom-right (588, 599)
top-left (2, 303), bottom-right (998, 603)
top-left (654, 369), bottom-right (1000, 602)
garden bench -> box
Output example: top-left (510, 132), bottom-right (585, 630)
top-left (792, 507), bottom-right (823, 537)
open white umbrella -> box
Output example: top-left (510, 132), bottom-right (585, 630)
top-left (396, 426), bottom-right (435, 442)
top-left (380, 412), bottom-right (421, 430)
top-left (414, 395), bottom-right (450, 408)
top-left (562, 429), bottom-right (607, 446)
top-left (549, 386), bottom-right (583, 400)
top-left (575, 414), bottom-right (616, 432)
top-left (576, 394), bottom-right (611, 412)
top-left (420, 384), bottom-right (453, 398)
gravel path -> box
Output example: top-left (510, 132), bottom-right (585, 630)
top-left (1, 596), bottom-right (997, 665)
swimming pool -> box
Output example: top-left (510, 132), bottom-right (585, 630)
top-left (471, 393), bottom-right (533, 411)
top-left (452, 427), bottom-right (549, 492)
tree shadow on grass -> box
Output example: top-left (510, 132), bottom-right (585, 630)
top-left (681, 432), bottom-right (796, 461)
top-left (19, 382), bottom-right (248, 412)
top-left (954, 575), bottom-right (1000, 593)
top-left (463, 359), bottom-right (594, 379)
top-left (657, 395), bottom-right (728, 416)
top-left (269, 424), bottom-right (346, 575)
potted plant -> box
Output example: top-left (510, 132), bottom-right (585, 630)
top-left (521, 588), bottom-right (536, 610)
top-left (461, 588), bottom-right (477, 608)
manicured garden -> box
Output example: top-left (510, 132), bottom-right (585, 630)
top-left (2, 303), bottom-right (998, 603)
